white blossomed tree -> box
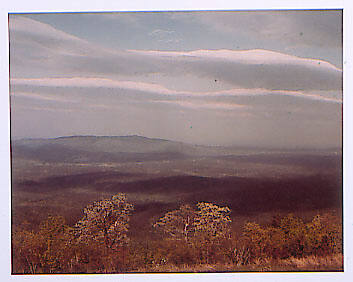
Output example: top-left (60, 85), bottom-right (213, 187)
top-left (153, 204), bottom-right (196, 242)
top-left (75, 194), bottom-right (134, 251)
top-left (153, 202), bottom-right (232, 264)
top-left (154, 202), bottom-right (232, 242)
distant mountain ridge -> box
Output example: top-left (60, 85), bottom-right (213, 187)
top-left (12, 135), bottom-right (233, 163)
top-left (14, 135), bottom-right (187, 153)
top-left (12, 135), bottom-right (341, 164)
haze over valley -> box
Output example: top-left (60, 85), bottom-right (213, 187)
top-left (12, 135), bottom-right (342, 233)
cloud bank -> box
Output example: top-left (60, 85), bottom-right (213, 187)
top-left (9, 14), bottom-right (342, 148)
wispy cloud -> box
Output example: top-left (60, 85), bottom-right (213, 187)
top-left (9, 14), bottom-right (342, 148)
top-left (129, 49), bottom-right (341, 71)
top-left (148, 28), bottom-right (181, 44)
top-left (11, 91), bottom-right (77, 103)
top-left (10, 17), bottom-right (342, 92)
top-left (149, 29), bottom-right (175, 36)
top-left (11, 77), bottom-right (342, 105)
top-left (153, 100), bottom-right (248, 111)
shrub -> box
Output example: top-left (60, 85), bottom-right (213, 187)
top-left (12, 215), bottom-right (73, 274)
top-left (242, 213), bottom-right (342, 262)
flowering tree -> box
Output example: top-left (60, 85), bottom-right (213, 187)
top-left (154, 202), bottom-right (232, 242)
top-left (75, 194), bottom-right (134, 251)
top-left (194, 202), bottom-right (232, 241)
top-left (153, 204), bottom-right (196, 242)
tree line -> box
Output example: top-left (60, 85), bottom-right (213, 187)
top-left (12, 193), bottom-right (342, 273)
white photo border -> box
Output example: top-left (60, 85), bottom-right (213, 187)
top-left (1, 1), bottom-right (351, 281)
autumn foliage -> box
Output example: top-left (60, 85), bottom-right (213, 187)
top-left (12, 194), bottom-right (342, 273)
top-left (243, 213), bottom-right (342, 261)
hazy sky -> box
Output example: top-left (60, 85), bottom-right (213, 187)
top-left (9, 10), bottom-right (342, 148)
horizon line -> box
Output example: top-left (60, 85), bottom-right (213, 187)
top-left (11, 134), bottom-right (342, 151)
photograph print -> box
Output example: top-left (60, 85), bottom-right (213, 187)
top-left (9, 10), bottom-right (343, 273)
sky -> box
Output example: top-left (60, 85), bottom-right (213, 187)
top-left (8, 10), bottom-right (343, 148)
